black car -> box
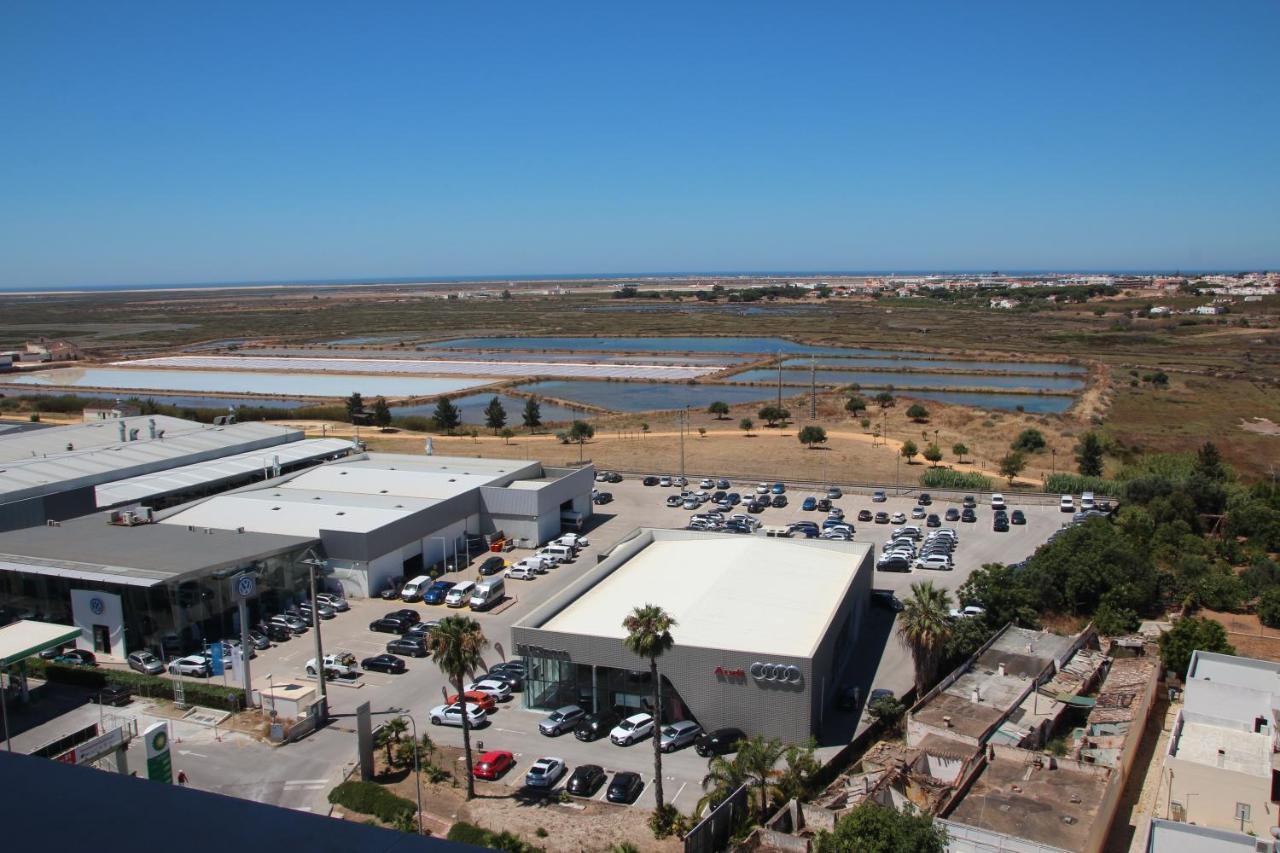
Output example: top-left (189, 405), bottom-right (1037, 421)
top-left (816, 498), bottom-right (832, 513)
top-left (877, 555), bottom-right (911, 572)
top-left (260, 622), bottom-right (292, 642)
top-left (477, 556), bottom-right (506, 576)
top-left (871, 590), bottom-right (904, 611)
top-left (857, 509), bottom-right (873, 522)
top-left (378, 580), bottom-right (403, 601)
top-left (605, 472), bottom-right (623, 483)
top-left (993, 516), bottom-right (1010, 532)
top-left (945, 507), bottom-right (961, 521)
top-left (695, 727), bottom-right (746, 757)
top-left (483, 669), bottom-right (524, 691)
top-left (771, 494), bottom-right (788, 508)
top-left (54, 648), bottom-right (98, 667)
top-left (574, 709), bottom-right (622, 741)
top-left (93, 684), bottom-right (132, 707)
top-left (386, 637), bottom-right (427, 658)
top-left (283, 608), bottom-right (315, 627)
top-left (961, 508), bottom-right (977, 523)
top-left (962, 495), bottom-right (977, 509)
top-left (643, 476), bottom-right (659, 486)
top-left (747, 500), bottom-right (766, 514)
top-left (917, 493), bottom-right (932, 506)
top-left (606, 771), bottom-right (645, 804)
top-left (1011, 509), bottom-right (1027, 525)
top-left (925, 513), bottom-right (941, 528)
top-left (874, 511), bottom-right (890, 524)
top-left (566, 764), bottom-right (606, 797)
top-left (593, 492), bottom-right (613, 505)
top-left (362, 654), bottom-right (408, 674)
top-left (370, 615), bottom-right (412, 634)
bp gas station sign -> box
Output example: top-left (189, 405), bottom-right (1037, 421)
top-left (143, 721), bottom-right (173, 783)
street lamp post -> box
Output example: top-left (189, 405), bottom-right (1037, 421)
top-left (299, 554), bottom-right (329, 726)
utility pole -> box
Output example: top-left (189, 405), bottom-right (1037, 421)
top-left (679, 407), bottom-right (687, 481)
top-left (810, 355), bottom-right (817, 420)
top-left (776, 350), bottom-right (783, 410)
top-left (300, 553), bottom-right (329, 726)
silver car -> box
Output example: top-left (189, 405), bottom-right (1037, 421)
top-left (539, 705), bottom-right (586, 736)
top-left (315, 592), bottom-right (350, 612)
top-left (127, 650), bottom-right (164, 675)
top-left (659, 720), bottom-right (702, 753)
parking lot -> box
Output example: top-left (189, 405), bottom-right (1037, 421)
top-left (223, 473), bottom-right (1066, 811)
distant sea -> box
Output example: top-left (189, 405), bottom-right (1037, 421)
top-left (0, 269), bottom-right (1221, 296)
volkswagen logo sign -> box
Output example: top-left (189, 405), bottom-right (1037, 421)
top-left (235, 574), bottom-right (256, 599)
top-left (89, 597), bottom-right (105, 616)
top-left (749, 662), bottom-right (802, 683)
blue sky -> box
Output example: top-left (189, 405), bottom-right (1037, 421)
top-left (2, 2), bottom-right (1278, 289)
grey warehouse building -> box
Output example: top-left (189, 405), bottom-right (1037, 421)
top-left (511, 529), bottom-right (873, 743)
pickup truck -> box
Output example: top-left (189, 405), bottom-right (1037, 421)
top-left (306, 651), bottom-right (358, 678)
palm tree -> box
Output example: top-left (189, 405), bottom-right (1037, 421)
top-left (379, 716), bottom-right (407, 767)
top-left (622, 604), bottom-right (676, 812)
top-left (698, 753), bottom-right (749, 816)
top-left (738, 735), bottom-right (787, 819)
top-left (898, 581), bottom-right (954, 695)
top-left (425, 614), bottom-right (488, 800)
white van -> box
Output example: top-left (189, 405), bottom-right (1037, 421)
top-left (399, 575), bottom-right (432, 602)
top-left (555, 533), bottom-right (589, 549)
top-left (1081, 491), bottom-right (1096, 511)
top-left (470, 578), bottom-right (506, 611)
top-left (445, 581), bottom-right (476, 608)
top-left (514, 556), bottom-right (551, 574)
top-left (541, 544), bottom-right (575, 563)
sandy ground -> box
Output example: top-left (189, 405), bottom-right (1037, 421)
top-left (1201, 609), bottom-right (1280, 662)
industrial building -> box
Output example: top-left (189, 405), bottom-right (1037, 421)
top-left (158, 454), bottom-right (594, 597)
top-left (511, 528), bottom-right (873, 742)
top-left (0, 415), bottom-right (308, 531)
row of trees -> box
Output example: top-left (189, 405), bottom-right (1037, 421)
top-left (346, 391), bottom-right (549, 434)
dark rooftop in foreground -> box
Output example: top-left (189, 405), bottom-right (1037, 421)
top-left (0, 512), bottom-right (317, 586)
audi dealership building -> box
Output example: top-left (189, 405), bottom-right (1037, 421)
top-left (510, 528), bottom-right (873, 742)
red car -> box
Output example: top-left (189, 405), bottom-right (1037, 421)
top-left (448, 690), bottom-right (497, 714)
top-left (473, 750), bottom-right (514, 780)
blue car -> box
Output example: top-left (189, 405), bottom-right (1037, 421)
top-left (787, 524), bottom-right (819, 539)
top-left (802, 496), bottom-right (817, 512)
top-left (771, 483), bottom-right (786, 495)
top-left (423, 580), bottom-right (455, 605)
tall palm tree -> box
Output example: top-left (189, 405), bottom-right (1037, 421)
top-left (623, 604), bottom-right (676, 812)
top-left (379, 716), bottom-right (407, 767)
top-left (737, 735), bottom-right (787, 819)
top-left (425, 614), bottom-right (488, 800)
top-left (898, 581), bottom-right (954, 695)
top-left (698, 753), bottom-right (749, 816)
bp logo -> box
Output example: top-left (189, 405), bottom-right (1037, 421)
top-left (150, 729), bottom-right (168, 752)
top-left (89, 597), bottom-right (105, 616)
top-left (236, 574), bottom-right (256, 598)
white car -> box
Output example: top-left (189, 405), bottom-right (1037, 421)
top-left (700, 478), bottom-right (714, 489)
top-left (506, 565), bottom-right (538, 581)
top-left (990, 493), bottom-right (1006, 511)
top-left (756, 482), bottom-right (770, 494)
top-left (525, 757), bottom-right (567, 789)
top-left (467, 678), bottom-right (512, 702)
top-left (306, 652), bottom-right (357, 677)
top-left (556, 533), bottom-right (589, 549)
top-left (950, 605), bottom-right (986, 619)
top-left (610, 713), bottom-right (655, 745)
top-left (890, 512), bottom-right (906, 524)
top-left (914, 554), bottom-right (953, 571)
top-left (429, 702), bottom-right (487, 728)
top-left (167, 655), bottom-right (210, 677)
top-left (535, 550), bottom-right (564, 567)
top-left (1060, 494), bottom-right (1075, 512)
top-left (911, 506), bottom-right (927, 519)
top-left (892, 526), bottom-right (923, 540)
top-left (1081, 491), bottom-right (1096, 511)
top-left (658, 476), bottom-right (672, 487)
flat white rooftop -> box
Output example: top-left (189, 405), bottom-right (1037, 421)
top-left (280, 465), bottom-right (496, 501)
top-left (541, 535), bottom-right (870, 658)
top-left (1173, 719), bottom-right (1272, 777)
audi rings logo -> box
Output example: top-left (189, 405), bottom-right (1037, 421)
top-left (749, 662), bottom-right (802, 683)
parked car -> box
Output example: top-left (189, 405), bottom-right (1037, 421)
top-left (247, 628), bottom-right (271, 650)
top-left (695, 727), bottom-right (746, 757)
top-left (423, 580), bottom-right (455, 605)
top-left (315, 592), bottom-right (349, 612)
top-left (593, 491), bottom-right (613, 505)
top-left (871, 590), bottom-right (904, 611)
top-left (771, 495), bottom-right (788, 508)
top-left (167, 655), bottom-right (210, 677)
top-left (467, 678), bottom-right (513, 702)
top-left (917, 493), bottom-right (932, 505)
top-left (990, 493), bottom-right (1007, 510)
top-left (271, 614), bottom-right (307, 634)
top-left (642, 476), bottom-right (659, 486)
top-left (506, 564), bottom-right (538, 581)
top-left (447, 690), bottom-right (496, 714)
top-left (127, 650), bottom-right (164, 675)
top-left (566, 764), bottom-right (607, 796)
top-left (911, 506), bottom-right (926, 519)
top-left (49, 647), bottom-right (95, 667)
top-left (574, 710), bottom-right (622, 741)
top-left (961, 508), bottom-right (977, 523)
top-left (260, 622), bottom-right (292, 642)
top-left (802, 496), bottom-right (818, 511)
top-left (386, 637), bottom-right (427, 658)
top-left (1011, 509), bottom-right (1026, 525)
top-left (525, 757), bottom-right (567, 789)
top-left (406, 620), bottom-right (438, 639)
top-left (378, 576), bottom-right (404, 600)
top-left (993, 516), bottom-right (1010, 532)
top-left (610, 713), bottom-right (655, 745)
top-left (307, 652), bottom-right (358, 678)
top-left (665, 495), bottom-right (683, 508)
top-left (1060, 494), bottom-right (1076, 512)
top-left (658, 476), bottom-right (672, 487)
top-left (873, 511), bottom-right (890, 524)
top-left (816, 498), bottom-right (832, 513)
top-left (283, 608), bottom-right (314, 627)
top-left (476, 556), bottom-right (506, 577)
top-left (429, 703), bottom-right (486, 728)
top-left (963, 495), bottom-right (977, 508)
top-left (826, 486), bottom-right (843, 499)
top-left (659, 720), bottom-right (702, 753)
top-left (607, 771), bottom-right (645, 803)
top-left (914, 554), bottom-right (953, 571)
top-left (857, 509), bottom-right (873, 522)
top-left (299, 601), bottom-right (336, 621)
top-left (369, 615), bottom-right (411, 634)
top-left (539, 705), bottom-right (586, 736)
top-left (872, 489), bottom-right (887, 502)
top-left (474, 750), bottom-right (515, 780)
top-left (876, 554), bottom-right (911, 572)
top-left (360, 654), bottom-right (407, 674)
top-left (950, 605), bottom-right (987, 619)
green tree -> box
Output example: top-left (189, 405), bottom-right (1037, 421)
top-left (379, 716), bottom-right (407, 766)
top-left (866, 694), bottom-right (906, 732)
top-left (521, 396), bottom-right (542, 431)
top-left (874, 391), bottom-right (895, 408)
top-left (1195, 441), bottom-right (1227, 482)
top-left (776, 741), bottom-right (821, 803)
top-left (1258, 588), bottom-right (1280, 629)
top-left (698, 753), bottom-right (749, 816)
top-left (1158, 616), bottom-right (1234, 678)
top-left (483, 397), bottom-right (507, 434)
top-left (499, 427), bottom-right (515, 445)
top-left (758, 405), bottom-right (790, 427)
top-left (812, 802), bottom-right (946, 853)
top-left (845, 396), bottom-right (868, 415)
top-left (372, 396), bottom-right (392, 429)
top-left (1011, 428), bottom-right (1046, 453)
top-left (900, 440), bottom-right (919, 463)
top-left (1021, 519), bottom-right (1158, 616)
top-left (798, 425), bottom-right (828, 448)
top-left (425, 615), bottom-right (488, 800)
top-left (906, 404), bottom-right (930, 423)
top-left (344, 391), bottom-right (365, 422)
top-left (622, 605), bottom-right (676, 813)
top-left (860, 417), bottom-right (871, 431)
top-left (923, 443), bottom-right (943, 466)
top-left (737, 735), bottom-right (787, 819)
top-left (957, 563), bottom-right (1039, 628)
top-left (999, 450), bottom-right (1027, 483)
top-left (567, 420), bottom-right (594, 445)
top-left (432, 396), bottom-right (461, 434)
top-left (708, 401), bottom-right (730, 420)
top-left (740, 417), bottom-right (754, 435)
top-left (1076, 432), bottom-right (1105, 477)
top-left (952, 442), bottom-right (969, 463)
top-left (898, 581), bottom-right (953, 694)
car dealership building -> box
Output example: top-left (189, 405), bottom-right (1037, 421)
top-left (511, 528), bottom-right (873, 742)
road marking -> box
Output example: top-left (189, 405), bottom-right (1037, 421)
top-left (670, 781), bottom-right (688, 805)
top-left (177, 750), bottom-right (208, 758)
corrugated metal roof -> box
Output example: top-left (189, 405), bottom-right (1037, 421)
top-left (95, 437), bottom-right (355, 507)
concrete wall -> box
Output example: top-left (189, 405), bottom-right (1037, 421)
top-left (69, 588), bottom-right (126, 659)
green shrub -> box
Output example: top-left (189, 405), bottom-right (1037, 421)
top-left (920, 469), bottom-right (993, 491)
top-left (446, 822), bottom-right (545, 852)
top-left (27, 658), bottom-right (245, 711)
top-left (1045, 473), bottom-right (1117, 497)
top-left (328, 780), bottom-right (416, 824)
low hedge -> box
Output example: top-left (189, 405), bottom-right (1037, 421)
top-left (328, 781), bottom-right (415, 824)
top-left (26, 658), bottom-right (246, 712)
top-left (920, 469), bottom-right (993, 491)
top-left (446, 822), bottom-right (545, 852)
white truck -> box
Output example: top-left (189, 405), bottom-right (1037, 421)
top-left (306, 651), bottom-right (358, 678)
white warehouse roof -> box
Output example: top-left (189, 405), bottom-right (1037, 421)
top-left (94, 437), bottom-right (356, 508)
top-left (541, 533), bottom-right (871, 658)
